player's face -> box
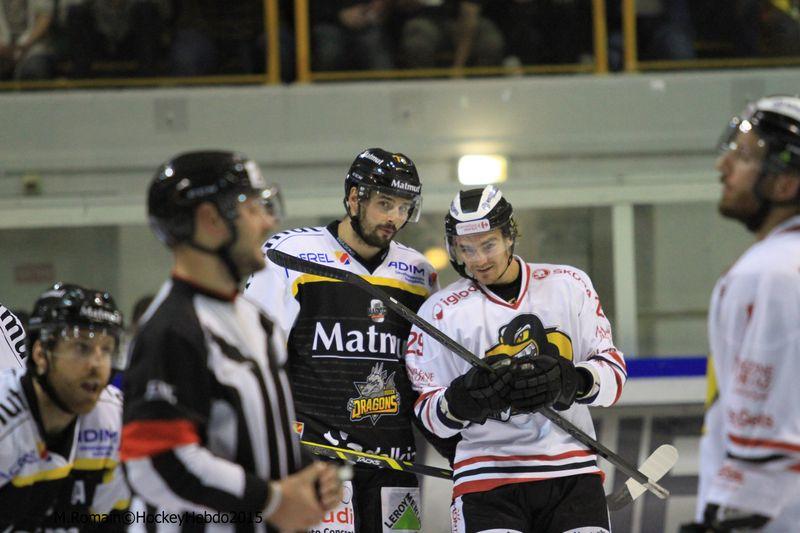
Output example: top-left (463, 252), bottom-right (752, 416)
top-left (453, 228), bottom-right (514, 285)
top-left (716, 129), bottom-right (767, 221)
top-left (232, 195), bottom-right (278, 276)
top-left (357, 191), bottom-right (414, 248)
top-left (47, 329), bottom-right (115, 414)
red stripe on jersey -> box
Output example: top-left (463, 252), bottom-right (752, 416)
top-left (120, 419), bottom-right (200, 460)
top-left (414, 389), bottom-right (438, 408)
top-left (477, 261), bottom-right (530, 310)
top-left (454, 449), bottom-right (593, 469)
top-left (612, 369), bottom-right (624, 404)
top-left (603, 349), bottom-right (627, 371)
top-left (453, 470), bottom-right (603, 498)
top-left (728, 434), bottom-right (800, 453)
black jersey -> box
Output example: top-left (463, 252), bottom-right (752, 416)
top-left (120, 277), bottom-right (300, 532)
top-left (0, 368), bottom-right (129, 531)
top-left (244, 223), bottom-right (439, 461)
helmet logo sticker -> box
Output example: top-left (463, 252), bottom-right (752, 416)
top-left (347, 362), bottom-right (400, 424)
top-left (455, 219), bottom-right (491, 235)
top-left (390, 179), bottom-right (421, 194)
top-left (360, 151), bottom-right (384, 165)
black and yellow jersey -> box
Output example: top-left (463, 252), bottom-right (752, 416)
top-left (0, 368), bottom-right (129, 530)
top-left (245, 222), bottom-right (439, 461)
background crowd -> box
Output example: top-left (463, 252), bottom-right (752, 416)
top-left (2, 0), bottom-right (800, 82)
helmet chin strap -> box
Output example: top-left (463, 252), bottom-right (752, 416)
top-left (743, 170), bottom-right (775, 232)
top-left (34, 355), bottom-right (76, 416)
top-left (186, 220), bottom-right (243, 285)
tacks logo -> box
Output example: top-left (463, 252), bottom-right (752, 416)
top-left (335, 251), bottom-right (351, 265)
top-left (347, 363), bottom-right (400, 424)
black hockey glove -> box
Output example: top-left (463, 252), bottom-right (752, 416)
top-left (700, 503), bottom-right (771, 532)
top-left (443, 356), bottom-right (513, 424)
top-left (508, 354), bottom-right (581, 413)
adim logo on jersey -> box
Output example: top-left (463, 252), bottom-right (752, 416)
top-left (484, 313), bottom-right (573, 360)
top-left (335, 251), bottom-right (351, 265)
top-left (347, 362), bottom-right (400, 424)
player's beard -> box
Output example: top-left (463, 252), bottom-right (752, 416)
top-left (354, 211), bottom-right (397, 249)
top-left (718, 179), bottom-right (765, 229)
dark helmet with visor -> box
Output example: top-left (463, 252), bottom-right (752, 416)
top-left (344, 148), bottom-right (423, 223)
top-left (719, 95), bottom-right (800, 176)
top-left (148, 150), bottom-right (273, 282)
top-left (718, 95), bottom-right (800, 230)
top-left (26, 282), bottom-right (124, 413)
top-left (445, 185), bottom-right (518, 280)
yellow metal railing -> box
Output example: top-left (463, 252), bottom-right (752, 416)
top-left (4, 1), bottom-right (800, 90)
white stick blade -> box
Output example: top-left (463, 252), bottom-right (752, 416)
top-left (607, 444), bottom-right (679, 511)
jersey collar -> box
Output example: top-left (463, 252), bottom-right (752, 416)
top-left (475, 257), bottom-right (530, 309)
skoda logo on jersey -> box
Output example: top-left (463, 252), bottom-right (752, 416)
top-left (368, 299), bottom-right (386, 323)
top-left (347, 362), bottom-right (400, 424)
top-left (335, 251), bottom-right (351, 265)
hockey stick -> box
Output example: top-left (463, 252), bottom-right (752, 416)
top-left (267, 249), bottom-right (670, 500)
top-left (606, 444), bottom-right (678, 511)
top-left (302, 440), bottom-right (453, 480)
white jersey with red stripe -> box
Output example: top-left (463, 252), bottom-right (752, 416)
top-left (406, 258), bottom-right (626, 498)
top-left (702, 214), bottom-right (800, 525)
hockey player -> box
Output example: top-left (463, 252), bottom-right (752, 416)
top-left (681, 96), bottom-right (800, 532)
top-left (0, 282), bottom-right (130, 529)
top-left (121, 150), bottom-right (341, 532)
top-left (407, 185), bottom-right (627, 532)
top-left (0, 303), bottom-right (26, 370)
top-left (245, 148), bottom-right (439, 532)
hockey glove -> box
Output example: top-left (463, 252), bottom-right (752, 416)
top-left (508, 354), bottom-right (581, 413)
top-left (701, 503), bottom-right (770, 532)
top-left (443, 356), bottom-right (513, 424)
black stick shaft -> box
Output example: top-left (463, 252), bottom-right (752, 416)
top-left (267, 249), bottom-right (668, 499)
top-left (302, 441), bottom-right (453, 480)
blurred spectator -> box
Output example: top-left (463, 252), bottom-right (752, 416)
top-left (59, 0), bottom-right (168, 78)
top-left (607, 0), bottom-right (695, 70)
top-left (397, 0), bottom-right (504, 70)
top-left (490, 0), bottom-right (592, 66)
top-left (760, 0), bottom-right (800, 56)
top-left (0, 0), bottom-right (55, 80)
top-left (311, 0), bottom-right (394, 71)
top-left (170, 0), bottom-right (291, 77)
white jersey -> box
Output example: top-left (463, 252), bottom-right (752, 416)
top-left (0, 367), bottom-right (129, 530)
top-left (407, 258), bottom-right (626, 498)
top-left (699, 214), bottom-right (800, 527)
top-left (0, 304), bottom-right (26, 371)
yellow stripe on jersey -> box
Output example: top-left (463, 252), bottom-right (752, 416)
top-left (12, 464), bottom-right (73, 487)
top-left (11, 457), bottom-right (116, 487)
top-left (291, 273), bottom-right (429, 298)
top-left (705, 354), bottom-right (718, 409)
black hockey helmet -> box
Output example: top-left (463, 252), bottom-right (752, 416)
top-left (344, 148), bottom-right (422, 223)
top-left (148, 150), bottom-right (270, 246)
top-left (27, 282), bottom-right (124, 354)
top-left (719, 95), bottom-right (800, 176)
top-left (445, 186), bottom-right (518, 279)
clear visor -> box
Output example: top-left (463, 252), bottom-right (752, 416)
top-left (360, 186), bottom-right (422, 223)
top-left (51, 325), bottom-right (125, 369)
top-left (447, 227), bottom-right (513, 273)
top-left (237, 184), bottom-right (284, 221)
top-left (717, 116), bottom-right (767, 161)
